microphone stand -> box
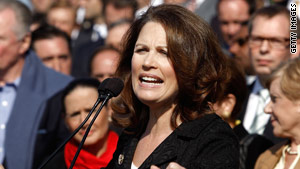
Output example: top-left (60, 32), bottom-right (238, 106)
top-left (38, 97), bottom-right (103, 169)
top-left (68, 93), bottom-right (112, 169)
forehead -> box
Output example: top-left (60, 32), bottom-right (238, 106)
top-left (95, 50), bottom-right (119, 60)
top-left (251, 15), bottom-right (289, 37)
top-left (137, 22), bottom-right (166, 44)
top-left (66, 86), bottom-right (98, 101)
top-left (35, 36), bottom-right (68, 47)
top-left (218, 0), bottom-right (249, 18)
top-left (49, 7), bottom-right (74, 15)
top-left (0, 8), bottom-right (17, 27)
top-left (270, 77), bottom-right (281, 93)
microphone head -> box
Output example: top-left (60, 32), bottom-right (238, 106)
top-left (98, 78), bottom-right (124, 97)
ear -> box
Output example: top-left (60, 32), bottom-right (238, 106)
top-left (291, 39), bottom-right (300, 59)
top-left (219, 94), bottom-right (236, 118)
top-left (18, 33), bottom-right (31, 55)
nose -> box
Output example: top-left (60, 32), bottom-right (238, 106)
top-left (264, 101), bottom-right (272, 114)
top-left (227, 23), bottom-right (241, 39)
top-left (142, 51), bottom-right (157, 70)
top-left (79, 111), bottom-right (87, 122)
top-left (52, 58), bottom-right (62, 73)
top-left (260, 39), bottom-right (270, 54)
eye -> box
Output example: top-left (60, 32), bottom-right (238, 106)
top-left (42, 56), bottom-right (54, 62)
top-left (68, 111), bottom-right (80, 117)
top-left (270, 95), bottom-right (277, 103)
top-left (158, 49), bottom-right (168, 56)
top-left (59, 55), bottom-right (69, 61)
top-left (134, 47), bottom-right (148, 53)
top-left (220, 21), bottom-right (229, 25)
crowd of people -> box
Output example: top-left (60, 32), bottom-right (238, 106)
top-left (0, 0), bottom-right (300, 169)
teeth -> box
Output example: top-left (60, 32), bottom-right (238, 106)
top-left (141, 76), bottom-right (162, 84)
top-left (142, 77), bottom-right (158, 82)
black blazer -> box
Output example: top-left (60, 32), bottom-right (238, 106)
top-left (105, 114), bottom-right (239, 169)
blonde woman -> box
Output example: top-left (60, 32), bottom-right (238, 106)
top-left (255, 58), bottom-right (300, 169)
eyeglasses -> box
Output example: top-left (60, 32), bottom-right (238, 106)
top-left (249, 35), bottom-right (289, 49)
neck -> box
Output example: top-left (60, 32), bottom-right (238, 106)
top-left (257, 74), bottom-right (269, 88)
top-left (83, 132), bottom-right (109, 157)
top-left (0, 57), bottom-right (24, 85)
top-left (146, 104), bottom-right (179, 137)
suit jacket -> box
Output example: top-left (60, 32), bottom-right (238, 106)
top-left (105, 113), bottom-right (239, 169)
top-left (32, 91), bottom-right (70, 169)
top-left (254, 141), bottom-right (300, 169)
top-left (4, 51), bottom-right (72, 169)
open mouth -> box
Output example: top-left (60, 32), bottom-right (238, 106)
top-left (139, 76), bottom-right (163, 85)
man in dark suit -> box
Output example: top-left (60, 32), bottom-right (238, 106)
top-left (0, 1), bottom-right (72, 168)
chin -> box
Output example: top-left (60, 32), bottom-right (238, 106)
top-left (256, 71), bottom-right (270, 76)
top-left (84, 138), bottom-right (98, 146)
top-left (136, 94), bottom-right (158, 103)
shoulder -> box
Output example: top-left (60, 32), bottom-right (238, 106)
top-left (177, 113), bottom-right (235, 138)
top-left (255, 141), bottom-right (288, 169)
top-left (44, 68), bottom-right (73, 97)
top-left (176, 114), bottom-right (240, 168)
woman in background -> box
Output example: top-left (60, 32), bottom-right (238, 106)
top-left (45, 78), bottom-right (119, 169)
top-left (255, 58), bottom-right (300, 169)
top-left (106, 4), bottom-right (239, 169)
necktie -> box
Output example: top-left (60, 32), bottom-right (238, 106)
top-left (249, 89), bottom-right (270, 134)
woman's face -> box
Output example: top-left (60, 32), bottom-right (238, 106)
top-left (64, 86), bottom-right (109, 145)
top-left (264, 78), bottom-right (300, 138)
top-left (131, 21), bottom-right (179, 109)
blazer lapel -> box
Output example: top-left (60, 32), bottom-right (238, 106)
top-left (139, 131), bottom-right (178, 169)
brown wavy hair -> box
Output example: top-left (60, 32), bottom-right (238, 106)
top-left (111, 4), bottom-right (229, 134)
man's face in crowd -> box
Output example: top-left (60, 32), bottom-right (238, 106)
top-left (249, 15), bottom-right (291, 77)
top-left (33, 36), bottom-right (72, 75)
top-left (0, 9), bottom-right (29, 75)
top-left (218, 0), bottom-right (250, 45)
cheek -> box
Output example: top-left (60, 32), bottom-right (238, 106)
top-left (131, 55), bottom-right (140, 69)
top-left (220, 25), bottom-right (228, 33)
top-left (65, 119), bottom-right (78, 132)
top-left (95, 109), bottom-right (109, 127)
top-left (131, 55), bottom-right (141, 78)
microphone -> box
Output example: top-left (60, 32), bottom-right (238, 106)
top-left (68, 78), bottom-right (124, 169)
top-left (99, 77), bottom-right (124, 97)
top-left (38, 78), bottom-right (124, 169)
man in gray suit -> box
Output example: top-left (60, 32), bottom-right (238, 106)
top-left (0, 1), bottom-right (72, 168)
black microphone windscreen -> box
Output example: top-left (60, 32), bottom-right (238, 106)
top-left (98, 78), bottom-right (124, 97)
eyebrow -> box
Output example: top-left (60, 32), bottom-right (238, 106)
top-left (135, 43), bottom-right (167, 48)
